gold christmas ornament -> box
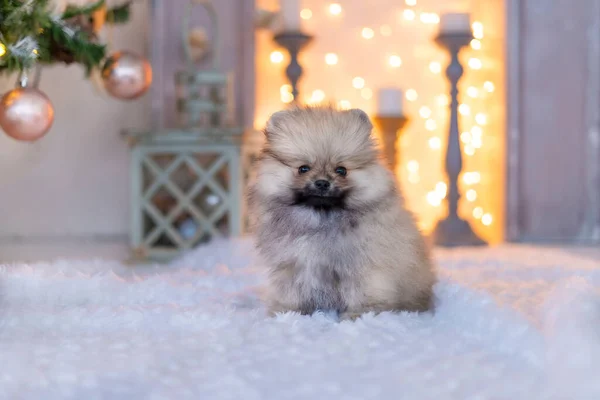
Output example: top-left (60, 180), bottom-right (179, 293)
top-left (0, 87), bottom-right (54, 142)
top-left (188, 28), bottom-right (210, 62)
top-left (101, 51), bottom-right (152, 100)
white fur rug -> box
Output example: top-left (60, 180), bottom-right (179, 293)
top-left (1, 238), bottom-right (599, 400)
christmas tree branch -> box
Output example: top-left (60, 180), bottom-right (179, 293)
top-left (0, 0), bottom-right (134, 76)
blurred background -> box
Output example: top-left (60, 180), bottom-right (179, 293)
top-left (0, 0), bottom-right (597, 263)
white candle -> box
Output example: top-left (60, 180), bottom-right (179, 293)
top-left (439, 13), bottom-right (472, 35)
top-left (280, 0), bottom-right (301, 31)
top-left (377, 88), bottom-right (404, 116)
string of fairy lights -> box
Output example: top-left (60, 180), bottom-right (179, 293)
top-left (261, 0), bottom-right (501, 241)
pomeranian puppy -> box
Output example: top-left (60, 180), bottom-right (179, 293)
top-left (248, 105), bottom-right (435, 320)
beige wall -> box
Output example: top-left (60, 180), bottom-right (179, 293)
top-left (0, 2), bottom-right (151, 241)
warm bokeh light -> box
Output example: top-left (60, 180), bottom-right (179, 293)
top-left (0, 43), bottom-right (7, 57)
top-left (425, 119), bottom-right (437, 131)
top-left (255, 0), bottom-right (505, 243)
top-left (301, 8), bottom-right (312, 19)
top-left (428, 137), bottom-right (441, 149)
top-left (429, 61), bottom-right (441, 74)
top-left (339, 100), bottom-right (352, 110)
top-left (325, 53), bottom-right (338, 65)
top-left (468, 58), bottom-right (483, 69)
top-left (484, 81), bottom-right (495, 92)
top-left (407, 160), bottom-right (419, 173)
top-left (403, 9), bottom-right (416, 20)
top-left (328, 3), bottom-right (342, 15)
top-left (458, 104), bottom-right (471, 115)
top-left (466, 189), bottom-right (477, 202)
top-left (361, 88), bottom-right (373, 99)
top-left (419, 106), bottom-right (432, 118)
top-left (467, 86), bottom-right (479, 98)
top-left (419, 13), bottom-right (439, 24)
top-left (472, 21), bottom-right (484, 39)
top-left (361, 27), bottom-right (375, 39)
top-left (270, 51), bottom-right (284, 63)
top-left (389, 55), bottom-right (402, 68)
top-left (406, 89), bottom-right (418, 101)
top-left (352, 76), bottom-right (365, 89)
top-left (380, 25), bottom-right (392, 36)
top-left (482, 213), bottom-right (493, 226)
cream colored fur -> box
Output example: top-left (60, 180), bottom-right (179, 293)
top-left (247, 105), bottom-right (436, 320)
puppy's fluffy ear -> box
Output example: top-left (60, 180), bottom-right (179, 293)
top-left (264, 109), bottom-right (290, 140)
top-left (347, 108), bottom-right (373, 130)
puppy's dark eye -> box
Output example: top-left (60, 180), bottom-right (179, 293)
top-left (298, 165), bottom-right (311, 174)
top-left (335, 166), bottom-right (347, 176)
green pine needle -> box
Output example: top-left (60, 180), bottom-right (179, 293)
top-left (0, 0), bottom-right (132, 76)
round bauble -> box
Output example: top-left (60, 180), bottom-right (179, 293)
top-left (0, 87), bottom-right (54, 142)
top-left (102, 51), bottom-right (152, 100)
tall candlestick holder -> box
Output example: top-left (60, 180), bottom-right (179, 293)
top-left (432, 32), bottom-right (486, 247)
top-left (273, 31), bottom-right (313, 102)
top-left (373, 115), bottom-right (409, 174)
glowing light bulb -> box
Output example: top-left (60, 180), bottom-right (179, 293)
top-left (405, 0), bottom-right (417, 5)
top-left (352, 77), bottom-right (365, 89)
top-left (469, 58), bottom-right (482, 70)
top-left (475, 113), bottom-right (487, 125)
top-left (380, 25), bottom-right (392, 36)
top-left (435, 182), bottom-right (447, 198)
top-left (0, 43), bottom-right (5, 57)
top-left (482, 213), bottom-right (493, 226)
top-left (467, 87), bottom-right (479, 98)
top-left (301, 9), bottom-right (312, 19)
top-left (406, 89), bottom-right (418, 101)
top-left (473, 207), bottom-right (484, 219)
top-left (472, 21), bottom-right (484, 39)
top-left (429, 61), bottom-right (442, 74)
top-left (329, 3), bottom-right (342, 15)
top-left (403, 9), bottom-right (416, 20)
top-left (270, 51), bottom-right (284, 63)
top-left (361, 88), bottom-right (373, 100)
top-left (407, 160), bottom-right (419, 173)
top-left (419, 106), bottom-right (432, 118)
top-left (460, 131), bottom-right (472, 143)
top-left (484, 81), bottom-right (495, 92)
top-left (339, 100), bottom-right (352, 110)
top-left (389, 55), bottom-right (402, 68)
top-left (425, 119), bottom-right (437, 131)
top-left (325, 53), bottom-right (338, 65)
top-left (470, 39), bottom-right (481, 50)
top-left (426, 191), bottom-right (442, 207)
top-left (466, 189), bottom-right (477, 202)
top-left (362, 27), bottom-right (375, 39)
top-left (458, 104), bottom-right (471, 115)
top-left (428, 137), bottom-right (441, 149)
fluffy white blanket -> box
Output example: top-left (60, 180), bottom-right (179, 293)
top-left (1, 238), bottom-right (599, 400)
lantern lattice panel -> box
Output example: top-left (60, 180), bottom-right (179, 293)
top-left (130, 142), bottom-right (241, 260)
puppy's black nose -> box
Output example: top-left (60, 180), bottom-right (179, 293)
top-left (314, 180), bottom-right (330, 191)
